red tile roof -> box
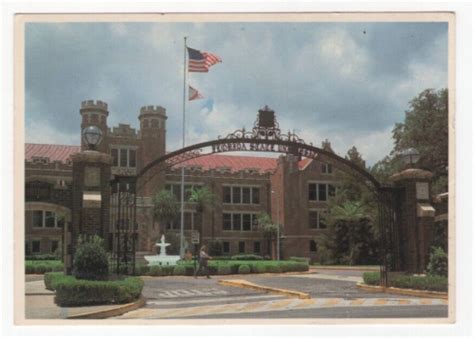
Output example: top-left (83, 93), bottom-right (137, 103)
top-left (25, 143), bottom-right (312, 173)
top-left (25, 143), bottom-right (81, 163)
top-left (173, 154), bottom-right (278, 174)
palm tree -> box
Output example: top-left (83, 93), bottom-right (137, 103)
top-left (152, 189), bottom-right (180, 234)
top-left (188, 186), bottom-right (217, 246)
top-left (256, 212), bottom-right (280, 260)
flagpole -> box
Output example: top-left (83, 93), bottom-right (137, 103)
top-left (179, 36), bottom-right (187, 258)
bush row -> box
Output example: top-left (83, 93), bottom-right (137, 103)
top-left (25, 260), bottom-right (63, 274)
top-left (362, 272), bottom-right (448, 292)
top-left (26, 254), bottom-right (59, 261)
top-left (44, 272), bottom-right (144, 306)
top-left (136, 260), bottom-right (309, 276)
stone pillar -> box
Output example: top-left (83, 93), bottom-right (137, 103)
top-left (66, 150), bottom-right (112, 274)
top-left (390, 169), bottom-right (436, 273)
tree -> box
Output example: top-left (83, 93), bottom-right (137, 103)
top-left (189, 186), bottom-right (217, 245)
top-left (256, 212), bottom-right (281, 259)
top-left (152, 189), bottom-right (179, 233)
top-left (392, 88), bottom-right (448, 193)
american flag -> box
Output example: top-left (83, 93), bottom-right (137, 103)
top-left (187, 47), bottom-right (222, 73)
top-left (189, 85), bottom-right (204, 101)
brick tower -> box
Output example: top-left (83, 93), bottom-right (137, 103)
top-left (80, 100), bottom-right (109, 153)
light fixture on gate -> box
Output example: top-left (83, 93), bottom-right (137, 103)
top-left (82, 125), bottom-right (103, 150)
top-left (399, 148), bottom-right (420, 168)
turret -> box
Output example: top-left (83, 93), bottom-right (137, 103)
top-left (138, 105), bottom-right (167, 170)
top-left (80, 100), bottom-right (109, 153)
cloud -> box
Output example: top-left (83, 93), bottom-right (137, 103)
top-left (24, 21), bottom-right (448, 166)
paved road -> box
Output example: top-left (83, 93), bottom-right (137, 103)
top-left (115, 271), bottom-right (448, 320)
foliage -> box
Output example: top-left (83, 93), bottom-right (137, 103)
top-left (208, 240), bottom-right (223, 256)
top-left (173, 265), bottom-right (186, 275)
top-left (231, 254), bottom-right (264, 261)
top-left (161, 231), bottom-right (181, 255)
top-left (362, 272), bottom-right (380, 285)
top-left (152, 189), bottom-right (180, 231)
top-left (238, 264), bottom-right (251, 274)
top-left (362, 271), bottom-right (447, 292)
top-left (426, 247), bottom-right (448, 277)
top-left (318, 201), bottom-right (379, 265)
top-left (148, 265), bottom-right (162, 276)
top-left (54, 275), bottom-right (143, 306)
top-left (288, 257), bottom-right (310, 264)
top-left (189, 186), bottom-right (217, 213)
top-left (44, 272), bottom-right (65, 290)
top-left (25, 254), bottom-right (58, 261)
top-left (256, 212), bottom-right (280, 237)
top-left (25, 260), bottom-right (63, 274)
top-left (217, 264), bottom-right (232, 275)
top-left (73, 235), bottom-right (109, 280)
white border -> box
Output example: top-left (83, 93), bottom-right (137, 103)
top-left (1, 0), bottom-right (472, 337)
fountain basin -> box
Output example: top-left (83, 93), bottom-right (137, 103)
top-left (144, 255), bottom-right (181, 266)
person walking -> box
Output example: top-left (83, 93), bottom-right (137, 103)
top-left (194, 245), bottom-right (212, 278)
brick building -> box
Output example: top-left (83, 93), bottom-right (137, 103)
top-left (25, 100), bottom-right (338, 260)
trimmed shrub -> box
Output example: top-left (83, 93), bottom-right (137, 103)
top-left (238, 264), bottom-right (251, 274)
top-left (289, 257), bottom-right (310, 264)
top-left (211, 256), bottom-right (232, 261)
top-left (136, 264), bottom-right (150, 276)
top-left (161, 265), bottom-right (174, 276)
top-left (26, 254), bottom-right (57, 261)
top-left (363, 272), bottom-right (380, 285)
top-left (173, 265), bottom-right (186, 276)
top-left (391, 275), bottom-right (447, 292)
top-left (265, 264), bottom-right (281, 273)
top-left (25, 260), bottom-right (63, 274)
top-left (231, 254), bottom-right (263, 261)
top-left (54, 276), bottom-right (144, 306)
top-left (217, 265), bottom-right (232, 275)
top-left (148, 265), bottom-right (162, 276)
top-left (253, 263), bottom-right (267, 274)
top-left (73, 235), bottom-right (109, 280)
top-left (44, 272), bottom-right (67, 291)
top-left (427, 247), bottom-right (448, 277)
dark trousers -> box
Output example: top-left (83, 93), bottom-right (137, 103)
top-left (194, 260), bottom-right (210, 277)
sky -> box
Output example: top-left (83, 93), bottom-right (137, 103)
top-left (25, 21), bottom-right (448, 165)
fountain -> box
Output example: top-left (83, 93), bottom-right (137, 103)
top-left (144, 235), bottom-right (181, 266)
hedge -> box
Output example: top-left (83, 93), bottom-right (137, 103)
top-left (238, 264), bottom-right (251, 274)
top-left (362, 272), bottom-right (448, 292)
top-left (53, 275), bottom-right (144, 306)
top-left (44, 272), bottom-right (71, 291)
top-left (26, 254), bottom-right (58, 261)
top-left (231, 254), bottom-right (264, 261)
top-left (25, 260), bottom-right (63, 274)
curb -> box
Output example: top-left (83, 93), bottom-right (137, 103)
top-left (67, 296), bottom-right (146, 319)
top-left (218, 279), bottom-right (310, 299)
top-left (356, 283), bottom-right (448, 299)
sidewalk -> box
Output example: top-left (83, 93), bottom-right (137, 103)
top-left (25, 277), bottom-right (143, 319)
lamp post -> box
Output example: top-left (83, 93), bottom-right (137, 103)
top-left (82, 125), bottom-right (103, 150)
top-left (399, 148), bottom-right (420, 168)
top-left (271, 190), bottom-right (280, 261)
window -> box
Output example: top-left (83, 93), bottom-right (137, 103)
top-left (51, 240), bottom-right (59, 253)
top-left (222, 213), bottom-right (257, 231)
top-left (32, 240), bottom-right (41, 253)
top-left (111, 149), bottom-right (119, 166)
top-left (167, 183), bottom-right (202, 202)
top-left (254, 241), bottom-right (261, 253)
top-left (308, 210), bottom-right (328, 229)
top-left (322, 163), bottom-right (333, 174)
top-left (308, 183), bottom-right (335, 201)
top-left (318, 184), bottom-right (327, 201)
top-left (223, 213), bottom-right (232, 231)
top-left (222, 242), bottom-right (230, 254)
top-left (223, 186), bottom-right (260, 205)
top-left (120, 149), bottom-right (128, 167)
top-left (32, 211), bottom-right (43, 228)
top-left (112, 148), bottom-right (137, 168)
top-left (310, 240), bottom-right (317, 252)
top-left (242, 214), bottom-right (252, 231)
top-left (238, 241), bottom-right (245, 253)
top-left (242, 187), bottom-right (251, 204)
top-left (45, 211), bottom-right (55, 228)
top-left (232, 187), bottom-right (241, 204)
top-left (232, 214), bottom-right (241, 231)
top-left (223, 186), bottom-right (231, 203)
top-left (252, 187), bottom-right (260, 204)
top-left (129, 149), bottom-right (136, 167)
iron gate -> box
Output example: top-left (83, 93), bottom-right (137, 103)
top-left (110, 176), bottom-right (137, 275)
top-left (378, 186), bottom-right (403, 287)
